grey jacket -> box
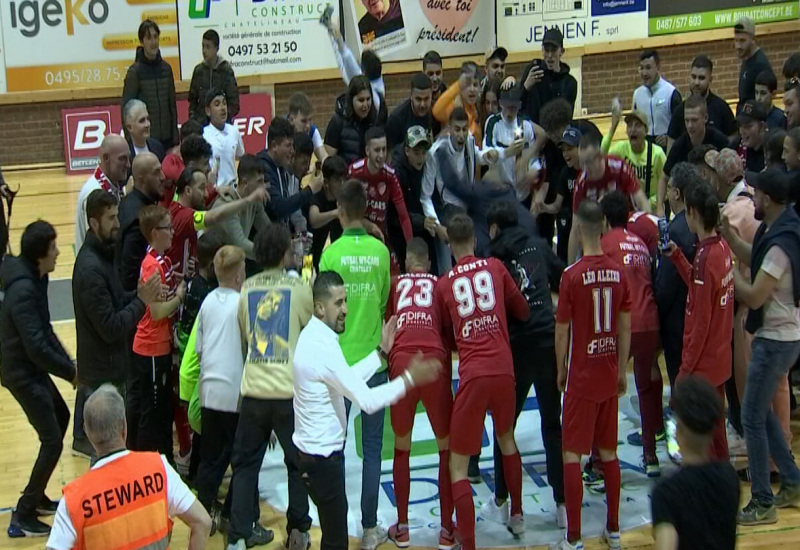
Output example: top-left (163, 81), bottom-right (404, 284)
top-left (206, 190), bottom-right (271, 260)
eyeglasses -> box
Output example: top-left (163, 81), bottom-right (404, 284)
top-left (156, 224), bottom-right (174, 232)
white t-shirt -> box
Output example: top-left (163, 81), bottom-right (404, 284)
top-left (45, 451), bottom-right (195, 550)
top-left (483, 114), bottom-right (536, 196)
top-left (133, 144), bottom-right (149, 158)
top-left (196, 287), bottom-right (245, 412)
top-left (756, 245), bottom-right (800, 341)
top-left (74, 178), bottom-right (102, 252)
top-left (204, 123), bottom-right (245, 187)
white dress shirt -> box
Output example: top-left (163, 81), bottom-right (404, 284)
top-left (292, 316), bottom-right (407, 457)
top-left (204, 122), bottom-right (245, 187)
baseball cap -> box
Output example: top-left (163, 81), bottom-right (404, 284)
top-left (624, 106), bottom-right (649, 128)
top-left (204, 88), bottom-right (227, 107)
top-left (747, 167), bottom-right (791, 203)
top-left (488, 45), bottom-right (508, 62)
top-left (543, 28), bottom-right (564, 48)
top-left (499, 86), bottom-right (523, 107)
top-left (704, 148), bottom-right (744, 184)
top-left (737, 99), bottom-right (768, 124)
top-left (560, 126), bottom-right (582, 148)
top-left (734, 17), bottom-right (756, 36)
top-left (405, 125), bottom-right (431, 149)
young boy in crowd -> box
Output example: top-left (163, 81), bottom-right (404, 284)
top-left (286, 92), bottom-right (328, 162)
top-left (308, 156), bottom-right (346, 269)
top-left (203, 89), bottom-right (244, 187)
top-left (755, 70), bottom-right (787, 130)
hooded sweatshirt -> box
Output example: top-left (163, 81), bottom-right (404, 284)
top-left (122, 47), bottom-right (178, 146)
top-left (188, 55), bottom-right (240, 123)
top-left (519, 60), bottom-right (578, 123)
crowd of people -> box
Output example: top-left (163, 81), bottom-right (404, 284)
top-left (1, 12), bottom-right (800, 550)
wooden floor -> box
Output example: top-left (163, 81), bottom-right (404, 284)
top-left (2, 156), bottom-right (800, 549)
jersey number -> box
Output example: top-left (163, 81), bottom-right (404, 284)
top-left (592, 287), bottom-right (613, 333)
top-left (453, 271), bottom-right (496, 318)
top-left (396, 278), bottom-right (433, 310)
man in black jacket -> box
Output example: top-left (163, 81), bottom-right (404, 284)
top-left (122, 19), bottom-right (178, 150)
top-left (475, 201), bottom-right (567, 527)
top-left (188, 29), bottom-right (240, 124)
top-left (72, 190), bottom-right (161, 459)
top-left (1, 221), bottom-right (76, 537)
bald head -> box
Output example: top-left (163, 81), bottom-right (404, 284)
top-left (132, 152), bottom-right (164, 201)
top-left (99, 135), bottom-right (130, 184)
top-left (84, 384), bottom-right (126, 451)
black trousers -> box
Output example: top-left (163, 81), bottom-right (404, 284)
top-left (132, 352), bottom-right (174, 463)
top-left (8, 377), bottom-right (70, 518)
top-left (556, 216), bottom-right (572, 264)
top-left (72, 384), bottom-right (90, 443)
top-left (197, 408), bottom-right (239, 515)
top-left (493, 340), bottom-right (565, 504)
top-left (661, 328), bottom-right (683, 392)
top-left (297, 450), bottom-right (348, 550)
top-left (228, 397), bottom-right (311, 543)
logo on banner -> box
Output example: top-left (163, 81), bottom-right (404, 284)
top-left (8, 0), bottom-right (110, 37)
top-left (62, 107), bottom-right (122, 174)
top-left (188, 0), bottom-right (224, 19)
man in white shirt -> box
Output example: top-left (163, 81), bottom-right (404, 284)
top-left (203, 89), bottom-right (244, 187)
top-left (74, 135), bottom-right (130, 252)
top-left (292, 271), bottom-right (440, 550)
top-left (45, 385), bottom-right (210, 550)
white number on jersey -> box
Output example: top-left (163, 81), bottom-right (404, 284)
top-left (452, 270), bottom-right (496, 318)
top-left (396, 278), bottom-right (434, 310)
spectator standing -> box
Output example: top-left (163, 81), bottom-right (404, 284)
top-left (324, 76), bottom-right (381, 164)
top-left (632, 50), bottom-right (682, 148)
top-left (203, 90), bottom-right (244, 187)
top-left (161, 124), bottom-right (209, 205)
top-left (385, 73), bottom-right (435, 151)
top-left (433, 62), bottom-right (482, 144)
top-left (122, 20), bottom-right (178, 150)
top-left (734, 17), bottom-right (774, 115)
top-left (483, 44), bottom-right (507, 85)
top-left (123, 99), bottom-right (166, 162)
top-left (2, 221), bottom-right (76, 537)
top-left (721, 168), bottom-right (800, 525)
top-left (539, 126), bottom-right (581, 262)
top-left (732, 100), bottom-right (768, 173)
top-left (784, 81), bottom-right (800, 130)
top-left (668, 55), bottom-right (738, 148)
top-left (188, 29), bottom-right (240, 124)
top-left (309, 156), bottom-right (346, 269)
top-left (423, 50), bottom-right (447, 101)
top-left (706, 148), bottom-right (759, 245)
top-left (74, 135), bottom-right (130, 252)
top-left (279, 92), bottom-right (328, 162)
top-left (318, 181), bottom-right (392, 550)
top-left (755, 71), bottom-right (787, 130)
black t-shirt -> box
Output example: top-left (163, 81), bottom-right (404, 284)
top-left (730, 136), bottom-right (765, 173)
top-left (668, 92), bottom-right (737, 140)
top-left (385, 99), bottom-right (437, 151)
top-left (310, 190), bottom-right (342, 269)
top-left (738, 49), bottom-right (773, 114)
top-left (651, 462), bottom-right (740, 550)
top-left (664, 127), bottom-right (730, 176)
top-left (767, 106), bottom-right (788, 130)
top-left (555, 165), bottom-right (577, 221)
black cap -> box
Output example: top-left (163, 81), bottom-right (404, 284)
top-left (747, 168), bottom-right (791, 203)
top-left (543, 27), bottom-right (564, 48)
top-left (737, 100), bottom-right (767, 124)
top-left (488, 46), bottom-right (508, 62)
top-left (499, 86), bottom-right (523, 107)
top-left (559, 126), bottom-right (581, 147)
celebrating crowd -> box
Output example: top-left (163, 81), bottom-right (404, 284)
top-left (2, 13), bottom-right (800, 550)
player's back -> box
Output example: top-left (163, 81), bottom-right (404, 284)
top-left (436, 255), bottom-right (528, 384)
top-left (387, 272), bottom-right (446, 368)
top-left (627, 211), bottom-right (660, 257)
top-left (557, 254), bottom-right (631, 401)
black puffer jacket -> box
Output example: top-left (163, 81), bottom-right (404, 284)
top-left (0, 256), bottom-right (75, 389)
top-left (324, 91), bottom-right (386, 165)
top-left (115, 188), bottom-right (156, 292)
top-left (519, 60), bottom-right (578, 124)
top-left (489, 226), bottom-right (564, 345)
top-left (73, 232), bottom-right (145, 388)
top-left (122, 47), bottom-right (179, 147)
top-left (188, 57), bottom-right (240, 123)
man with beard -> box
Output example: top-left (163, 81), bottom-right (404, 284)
top-left (734, 17), bottom-right (774, 115)
top-left (386, 73), bottom-right (436, 150)
top-left (633, 50), bottom-right (682, 148)
top-left (72, 190), bottom-right (162, 462)
top-left (423, 51), bottom-right (447, 101)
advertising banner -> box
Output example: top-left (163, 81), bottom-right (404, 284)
top-left (496, 0), bottom-right (649, 52)
top-left (62, 92), bottom-right (273, 175)
top-left (1, 0), bottom-right (179, 92)
top-left (342, 0), bottom-right (494, 62)
top-left (649, 0), bottom-right (798, 36)
top-left (0, 10), bottom-right (6, 94)
top-left (176, 0), bottom-right (340, 79)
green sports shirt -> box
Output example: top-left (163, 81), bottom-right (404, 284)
top-left (601, 134), bottom-right (666, 206)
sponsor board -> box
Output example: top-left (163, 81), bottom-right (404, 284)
top-left (649, 0), bottom-right (798, 36)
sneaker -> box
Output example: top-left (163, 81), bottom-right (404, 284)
top-left (582, 466), bottom-right (606, 494)
top-left (479, 496), bottom-right (509, 525)
top-left (175, 448), bottom-right (192, 478)
top-left (226, 540), bottom-right (247, 550)
top-left (438, 528), bottom-right (456, 550)
top-left (286, 529), bottom-right (311, 550)
top-left (246, 524), bottom-right (275, 548)
top-left (71, 438), bottom-right (93, 459)
top-left (601, 528), bottom-right (621, 550)
top-left (549, 538), bottom-right (584, 550)
top-left (8, 513), bottom-right (50, 538)
top-left (727, 428), bottom-right (748, 457)
top-left (641, 456), bottom-right (661, 479)
top-left (626, 429), bottom-right (666, 447)
top-left (507, 514), bottom-right (524, 536)
top-left (209, 502), bottom-right (223, 537)
top-left (388, 523), bottom-right (410, 548)
top-left (737, 499), bottom-right (778, 525)
top-left (737, 467), bottom-right (781, 484)
top-left (774, 483), bottom-right (800, 509)
top-left (362, 525), bottom-right (389, 550)
top-left (665, 416), bottom-right (682, 465)
top-left (467, 457), bottom-right (481, 484)
top-left (36, 496), bottom-right (59, 516)
top-left (556, 504), bottom-right (567, 529)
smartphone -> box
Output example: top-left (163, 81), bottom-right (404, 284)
top-left (658, 218), bottom-right (670, 250)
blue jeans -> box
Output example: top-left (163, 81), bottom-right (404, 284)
top-left (345, 370), bottom-right (386, 529)
top-left (742, 337), bottom-right (800, 505)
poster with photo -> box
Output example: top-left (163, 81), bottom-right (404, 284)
top-left (351, 0), bottom-right (410, 55)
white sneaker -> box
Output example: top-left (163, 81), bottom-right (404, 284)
top-left (225, 539), bottom-right (246, 550)
top-left (507, 514), bottom-right (524, 536)
top-left (601, 528), bottom-right (621, 550)
top-left (362, 525), bottom-right (389, 550)
top-left (549, 538), bottom-right (584, 550)
top-left (665, 416), bottom-right (682, 465)
top-left (727, 427), bottom-right (748, 457)
top-left (479, 496), bottom-right (510, 525)
top-left (556, 504), bottom-right (567, 529)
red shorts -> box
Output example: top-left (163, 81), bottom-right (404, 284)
top-left (562, 393), bottom-right (618, 455)
top-left (449, 375), bottom-right (515, 456)
top-left (389, 352), bottom-right (453, 438)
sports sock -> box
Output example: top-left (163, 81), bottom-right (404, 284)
top-left (603, 458), bottom-right (621, 532)
top-left (640, 374), bottom-right (664, 460)
top-left (501, 451), bottom-right (523, 516)
top-left (393, 449), bottom-right (411, 524)
top-left (452, 479), bottom-right (475, 550)
top-left (564, 462), bottom-right (583, 544)
top-left (438, 450), bottom-right (454, 531)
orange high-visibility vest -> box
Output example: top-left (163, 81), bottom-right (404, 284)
top-left (64, 451), bottom-right (173, 550)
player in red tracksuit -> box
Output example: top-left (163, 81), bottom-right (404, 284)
top-left (627, 210), bottom-right (660, 258)
top-left (554, 199), bottom-right (631, 550)
top-left (348, 127), bottom-right (413, 272)
top-left (601, 192), bottom-right (663, 477)
top-left (384, 238), bottom-right (456, 550)
top-left (435, 214), bottom-right (529, 550)
top-left (663, 181), bottom-right (734, 461)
